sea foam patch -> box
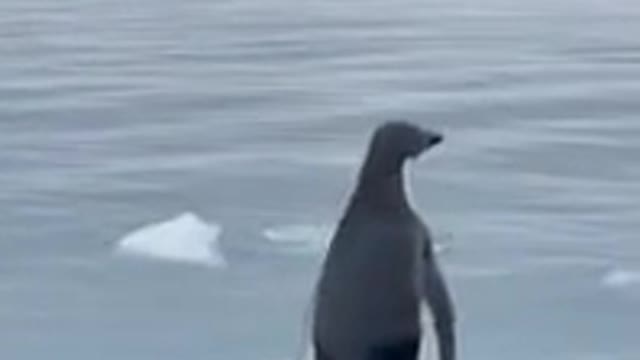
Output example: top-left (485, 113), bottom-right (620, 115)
top-left (114, 212), bottom-right (226, 267)
top-left (602, 269), bottom-right (640, 288)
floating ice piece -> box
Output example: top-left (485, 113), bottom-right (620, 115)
top-left (433, 242), bottom-right (450, 255)
top-left (264, 224), bottom-right (451, 256)
top-left (115, 212), bottom-right (226, 267)
top-left (602, 269), bottom-right (640, 288)
top-left (264, 224), bottom-right (333, 254)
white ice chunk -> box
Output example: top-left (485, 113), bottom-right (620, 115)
top-left (602, 269), bottom-right (640, 288)
top-left (264, 224), bottom-right (452, 256)
top-left (264, 224), bottom-right (333, 254)
top-left (115, 212), bottom-right (226, 267)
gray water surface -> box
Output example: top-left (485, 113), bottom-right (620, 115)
top-left (1, 0), bottom-right (640, 359)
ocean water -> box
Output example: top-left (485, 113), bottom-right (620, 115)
top-left (1, 0), bottom-right (640, 359)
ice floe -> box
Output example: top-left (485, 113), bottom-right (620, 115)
top-left (114, 212), bottom-right (226, 268)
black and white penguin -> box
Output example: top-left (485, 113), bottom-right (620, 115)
top-left (312, 121), bottom-right (455, 360)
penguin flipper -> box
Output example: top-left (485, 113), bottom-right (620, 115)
top-left (421, 250), bottom-right (456, 360)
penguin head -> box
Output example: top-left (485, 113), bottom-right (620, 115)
top-left (370, 121), bottom-right (443, 162)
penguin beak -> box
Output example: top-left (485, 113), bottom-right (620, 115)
top-left (422, 130), bottom-right (444, 150)
top-left (409, 129), bottom-right (443, 159)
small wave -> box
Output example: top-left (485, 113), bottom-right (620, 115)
top-left (602, 269), bottom-right (640, 288)
top-left (525, 255), bottom-right (610, 269)
top-left (114, 212), bottom-right (226, 268)
top-left (448, 265), bottom-right (513, 278)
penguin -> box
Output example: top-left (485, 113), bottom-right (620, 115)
top-left (312, 121), bottom-right (455, 360)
